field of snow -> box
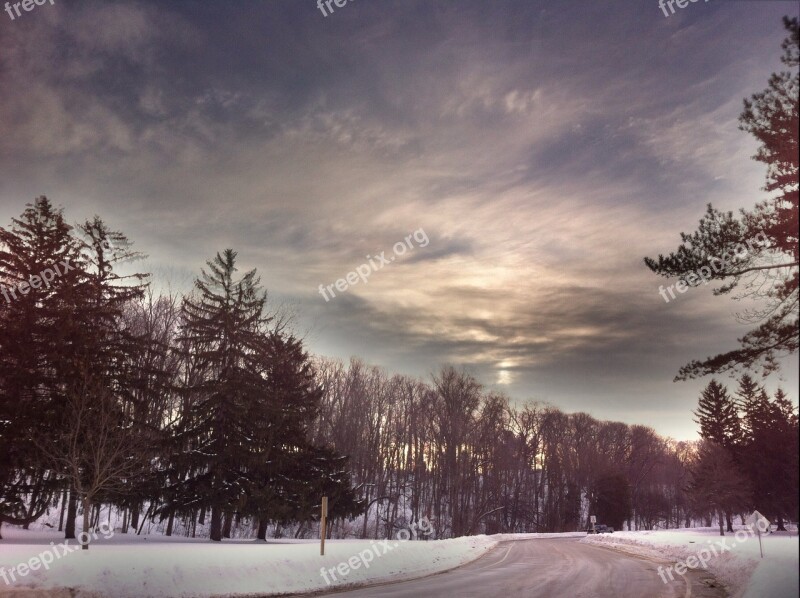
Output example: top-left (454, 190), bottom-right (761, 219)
top-left (582, 526), bottom-right (799, 598)
top-left (0, 526), bottom-right (497, 597)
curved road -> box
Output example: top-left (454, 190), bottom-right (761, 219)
top-left (318, 538), bottom-right (726, 598)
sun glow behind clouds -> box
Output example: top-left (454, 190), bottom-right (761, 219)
top-left (497, 360), bottom-right (516, 385)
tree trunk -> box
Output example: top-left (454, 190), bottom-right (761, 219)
top-left (257, 519), bottom-right (268, 541)
top-left (717, 509), bottom-right (725, 537)
top-left (65, 490), bottom-right (78, 539)
top-left (58, 488), bottom-right (68, 532)
top-left (22, 475), bottom-right (46, 530)
top-left (222, 511), bottom-right (233, 538)
top-left (209, 506), bottom-right (222, 541)
top-left (81, 495), bottom-right (91, 550)
top-left (136, 504), bottom-right (152, 535)
top-left (130, 505), bottom-right (140, 532)
top-left (166, 511), bottom-right (175, 537)
top-left (725, 511), bottom-right (734, 533)
top-left (91, 504), bottom-right (101, 530)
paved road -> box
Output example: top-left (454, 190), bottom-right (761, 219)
top-left (317, 538), bottom-right (727, 598)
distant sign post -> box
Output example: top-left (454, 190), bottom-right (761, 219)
top-left (590, 515), bottom-right (596, 533)
top-left (320, 496), bottom-right (328, 556)
top-left (746, 510), bottom-right (770, 558)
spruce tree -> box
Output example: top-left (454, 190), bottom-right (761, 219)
top-left (734, 374), bottom-right (762, 429)
top-left (171, 250), bottom-right (275, 541)
top-left (687, 441), bottom-right (751, 536)
top-left (694, 380), bottom-right (741, 449)
top-left (53, 216), bottom-right (150, 547)
top-left (244, 332), bottom-right (360, 537)
top-left (741, 386), bottom-right (799, 530)
top-left (167, 250), bottom-right (358, 541)
top-left (0, 197), bottom-right (85, 537)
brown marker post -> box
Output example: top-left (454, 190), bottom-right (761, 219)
top-left (320, 496), bottom-right (328, 556)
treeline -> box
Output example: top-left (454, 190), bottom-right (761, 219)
top-left (1, 199), bottom-right (796, 544)
top-left (0, 197), bottom-right (359, 544)
top-left (309, 358), bottom-right (697, 537)
top-left (689, 376), bottom-right (798, 534)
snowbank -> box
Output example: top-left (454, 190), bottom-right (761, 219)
top-left (582, 527), bottom-right (799, 598)
top-left (0, 527), bottom-right (497, 597)
top-left (490, 531), bottom-right (587, 541)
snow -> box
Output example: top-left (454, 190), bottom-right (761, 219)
top-left (0, 527), bottom-right (497, 597)
top-left (490, 531), bottom-right (588, 541)
top-left (582, 526), bottom-right (799, 598)
top-left (5, 525), bottom-right (794, 597)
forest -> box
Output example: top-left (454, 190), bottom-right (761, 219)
top-left (1, 198), bottom-right (796, 544)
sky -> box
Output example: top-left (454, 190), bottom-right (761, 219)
top-left (0, 0), bottom-right (797, 440)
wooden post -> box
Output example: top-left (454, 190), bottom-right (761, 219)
top-left (320, 496), bottom-right (328, 556)
top-left (757, 526), bottom-right (764, 558)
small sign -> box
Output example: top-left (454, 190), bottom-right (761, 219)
top-left (746, 510), bottom-right (770, 558)
top-left (590, 515), bottom-right (596, 523)
top-left (746, 510), bottom-right (770, 532)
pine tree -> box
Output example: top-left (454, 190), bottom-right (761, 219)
top-left (244, 332), bottom-right (361, 538)
top-left (687, 441), bottom-right (751, 536)
top-left (734, 374), bottom-right (762, 434)
top-left (645, 18), bottom-right (799, 380)
top-left (772, 388), bottom-right (799, 529)
top-left (51, 216), bottom-right (150, 548)
top-left (694, 380), bottom-right (741, 449)
top-left (166, 250), bottom-right (358, 541)
top-left (169, 249), bottom-right (274, 541)
top-left (741, 386), bottom-right (799, 530)
top-left (0, 197), bottom-right (86, 537)
top-left (693, 379), bottom-right (746, 532)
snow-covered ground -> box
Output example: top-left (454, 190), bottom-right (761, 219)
top-left (583, 526), bottom-right (799, 598)
top-left (6, 524), bottom-right (795, 597)
top-left (0, 526), bottom-right (497, 597)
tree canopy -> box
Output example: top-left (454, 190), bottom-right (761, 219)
top-left (645, 18), bottom-right (799, 381)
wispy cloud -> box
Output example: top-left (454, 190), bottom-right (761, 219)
top-left (1, 0), bottom-right (796, 439)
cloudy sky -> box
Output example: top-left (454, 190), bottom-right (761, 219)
top-left (1, 0), bottom-right (797, 439)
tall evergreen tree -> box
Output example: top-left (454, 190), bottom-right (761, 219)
top-left (694, 379), bottom-right (745, 532)
top-left (740, 386), bottom-right (799, 530)
top-left (244, 332), bottom-right (361, 538)
top-left (166, 250), bottom-right (358, 541)
top-left (645, 18), bottom-right (799, 380)
top-left (734, 374), bottom-right (761, 415)
top-left (51, 216), bottom-right (150, 547)
top-left (694, 380), bottom-right (741, 449)
top-left (687, 441), bottom-right (751, 536)
top-left (0, 197), bottom-right (85, 538)
top-left (169, 250), bottom-right (273, 541)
